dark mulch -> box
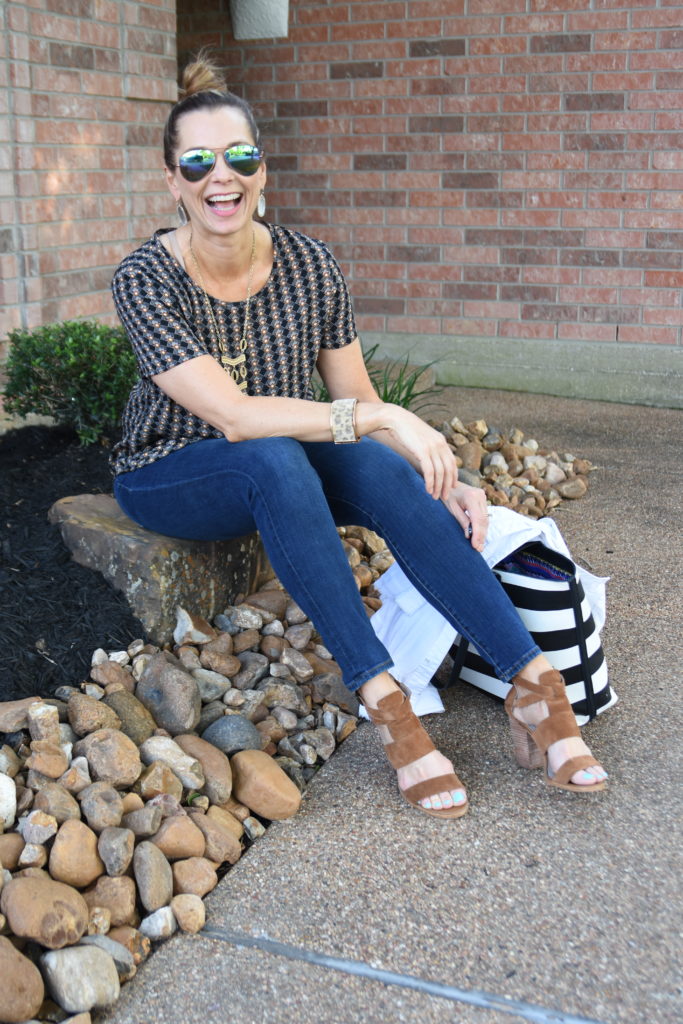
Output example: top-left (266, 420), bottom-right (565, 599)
top-left (0, 425), bottom-right (144, 703)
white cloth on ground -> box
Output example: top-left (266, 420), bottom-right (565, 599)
top-left (365, 507), bottom-right (609, 717)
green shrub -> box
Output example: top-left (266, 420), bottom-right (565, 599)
top-left (2, 319), bottom-right (137, 445)
top-left (311, 343), bottom-right (441, 412)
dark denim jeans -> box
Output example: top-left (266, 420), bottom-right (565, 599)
top-left (114, 437), bottom-right (540, 692)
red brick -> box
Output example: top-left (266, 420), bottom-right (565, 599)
top-left (499, 321), bottom-right (557, 340)
top-left (530, 34), bottom-right (591, 53)
top-left (643, 308), bottom-right (683, 326)
top-left (330, 60), bottom-right (382, 79)
top-left (617, 325), bottom-right (677, 344)
top-left (557, 323), bottom-right (617, 342)
top-left (352, 41), bottom-right (407, 61)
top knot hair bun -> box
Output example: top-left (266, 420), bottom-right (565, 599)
top-left (163, 50), bottom-right (261, 170)
top-left (179, 51), bottom-right (227, 99)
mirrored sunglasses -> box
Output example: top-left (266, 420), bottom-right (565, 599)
top-left (177, 145), bottom-right (264, 182)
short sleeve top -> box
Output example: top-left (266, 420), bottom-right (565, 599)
top-left (110, 223), bottom-right (357, 475)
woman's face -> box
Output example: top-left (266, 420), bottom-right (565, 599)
top-left (165, 106), bottom-right (266, 237)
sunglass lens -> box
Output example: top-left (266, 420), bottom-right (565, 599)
top-left (226, 145), bottom-right (262, 176)
top-left (179, 149), bottom-right (216, 181)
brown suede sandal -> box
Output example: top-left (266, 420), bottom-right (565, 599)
top-left (504, 669), bottom-right (606, 793)
top-left (361, 682), bottom-right (468, 820)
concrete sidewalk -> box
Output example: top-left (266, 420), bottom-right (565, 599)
top-left (99, 389), bottom-right (683, 1024)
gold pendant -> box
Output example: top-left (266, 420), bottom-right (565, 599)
top-left (221, 352), bottom-right (248, 391)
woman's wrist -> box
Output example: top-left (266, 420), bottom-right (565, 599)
top-left (354, 400), bottom-right (396, 436)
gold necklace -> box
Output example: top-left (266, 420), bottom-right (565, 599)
top-left (188, 228), bottom-right (256, 392)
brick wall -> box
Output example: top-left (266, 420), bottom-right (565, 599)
top-left (178, 0), bottom-right (683, 398)
top-left (0, 0), bottom-right (177, 364)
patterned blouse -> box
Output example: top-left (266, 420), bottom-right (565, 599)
top-left (110, 223), bottom-right (357, 475)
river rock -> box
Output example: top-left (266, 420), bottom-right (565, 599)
top-left (174, 733), bottom-right (232, 805)
top-left (133, 841), bottom-right (173, 912)
top-left (0, 697), bottom-right (41, 732)
top-left (90, 660), bottom-right (134, 691)
top-left (171, 857), bottom-right (218, 897)
top-left (41, 945), bottom-right (120, 1013)
top-left (33, 782), bottom-right (81, 823)
top-left (231, 651), bottom-right (269, 689)
top-left (285, 624), bottom-right (314, 650)
top-left (121, 804), bottom-right (163, 838)
top-left (284, 598), bottom-right (307, 625)
top-left (191, 668), bottom-right (232, 702)
top-left (80, 933), bottom-right (136, 981)
top-left (206, 804), bottom-right (243, 840)
top-left (79, 782), bottom-right (124, 831)
top-left (152, 815), bottom-right (205, 860)
top-left (231, 749), bottom-right (302, 820)
top-left (139, 905), bottom-right (177, 941)
top-left (244, 589), bottom-right (288, 619)
top-left (136, 654), bottom-right (201, 735)
top-left (0, 935), bottom-right (45, 1023)
top-left (107, 925), bottom-right (151, 965)
top-left (83, 875), bottom-right (137, 927)
top-left (0, 744), bottom-right (21, 777)
top-left (256, 679), bottom-right (309, 715)
top-left (174, 608), bottom-right (217, 646)
top-left (1, 875), bottom-right (88, 947)
top-left (98, 826), bottom-right (135, 877)
top-left (146, 792), bottom-right (185, 819)
top-left (0, 774), bottom-right (17, 830)
top-left (0, 833), bottom-right (25, 870)
top-left (58, 756), bottom-right (92, 794)
top-left (49, 819), bottom-right (104, 887)
top-left (198, 700), bottom-right (226, 732)
top-left (188, 811), bottom-right (241, 865)
top-left (557, 475), bottom-right (588, 499)
top-left (17, 842), bottom-right (48, 868)
top-left (88, 904), bottom-right (111, 934)
top-left (243, 815), bottom-right (266, 840)
top-left (75, 730), bottom-right (142, 788)
top-left (102, 690), bottom-right (157, 746)
top-left (280, 647), bottom-right (315, 681)
top-left (232, 627), bottom-right (262, 655)
top-left (261, 618), bottom-right (285, 637)
top-left (27, 701), bottom-right (61, 744)
top-left (171, 893), bottom-right (205, 933)
top-left (309, 672), bottom-right (358, 715)
top-left (67, 694), bottom-right (121, 737)
top-left (139, 736), bottom-right (204, 790)
top-left (134, 761), bottom-right (183, 802)
top-left (302, 727), bottom-right (336, 761)
top-left (201, 715), bottom-right (261, 757)
top-left (18, 809), bottom-right (58, 845)
top-left (259, 634), bottom-right (287, 661)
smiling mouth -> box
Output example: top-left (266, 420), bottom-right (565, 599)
top-left (206, 192), bottom-right (242, 212)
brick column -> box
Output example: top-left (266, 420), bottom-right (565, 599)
top-left (1, 0), bottom-right (178, 363)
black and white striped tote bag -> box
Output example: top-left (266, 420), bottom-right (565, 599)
top-left (449, 542), bottom-right (617, 725)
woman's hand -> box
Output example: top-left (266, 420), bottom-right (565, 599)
top-left (443, 482), bottom-right (490, 552)
top-left (378, 405), bottom-right (460, 501)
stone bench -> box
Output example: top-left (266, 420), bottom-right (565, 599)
top-left (48, 494), bottom-right (274, 645)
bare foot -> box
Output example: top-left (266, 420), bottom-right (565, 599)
top-left (359, 673), bottom-right (467, 811)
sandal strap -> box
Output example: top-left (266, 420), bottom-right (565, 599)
top-left (510, 669), bottom-right (580, 755)
top-left (550, 754), bottom-right (601, 787)
top-left (362, 686), bottom-right (437, 770)
top-left (402, 772), bottom-right (464, 806)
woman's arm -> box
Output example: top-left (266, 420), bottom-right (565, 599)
top-left (318, 341), bottom-right (489, 551)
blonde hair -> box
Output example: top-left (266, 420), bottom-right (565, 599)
top-left (163, 51), bottom-right (260, 169)
top-left (178, 50), bottom-right (227, 99)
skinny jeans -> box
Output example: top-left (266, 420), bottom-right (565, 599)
top-left (114, 437), bottom-right (541, 693)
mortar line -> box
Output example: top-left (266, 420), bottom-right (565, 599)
top-left (201, 927), bottom-right (609, 1024)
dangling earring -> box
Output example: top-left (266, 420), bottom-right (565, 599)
top-left (177, 201), bottom-right (188, 226)
top-left (257, 190), bottom-right (266, 218)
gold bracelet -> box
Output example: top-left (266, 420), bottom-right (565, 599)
top-left (330, 398), bottom-right (359, 444)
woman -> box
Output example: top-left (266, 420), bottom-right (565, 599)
top-left (111, 56), bottom-right (607, 820)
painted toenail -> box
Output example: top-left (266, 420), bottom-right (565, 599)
top-left (452, 790), bottom-right (466, 804)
